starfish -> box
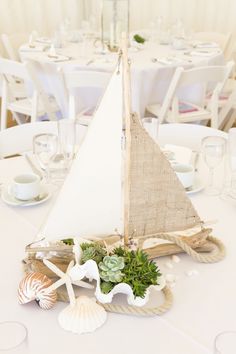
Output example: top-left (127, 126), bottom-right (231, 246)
top-left (42, 259), bottom-right (93, 306)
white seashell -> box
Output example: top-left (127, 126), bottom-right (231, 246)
top-left (169, 281), bottom-right (176, 288)
top-left (171, 255), bottom-right (180, 263)
top-left (165, 262), bottom-right (173, 269)
top-left (69, 260), bottom-right (166, 307)
top-left (18, 272), bottom-right (57, 310)
top-left (165, 273), bottom-right (176, 283)
top-left (58, 296), bottom-right (107, 334)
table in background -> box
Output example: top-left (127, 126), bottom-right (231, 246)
top-left (20, 41), bottom-right (224, 118)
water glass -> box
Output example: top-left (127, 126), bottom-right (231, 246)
top-left (33, 133), bottom-right (58, 182)
top-left (58, 119), bottom-right (76, 169)
top-left (214, 331), bottom-right (236, 354)
top-left (0, 321), bottom-right (28, 353)
top-left (201, 136), bottom-right (226, 196)
top-left (142, 117), bottom-right (159, 142)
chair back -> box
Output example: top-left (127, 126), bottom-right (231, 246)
top-left (63, 70), bottom-right (111, 119)
top-left (1, 33), bottom-right (28, 61)
top-left (159, 61), bottom-right (234, 125)
top-left (0, 121), bottom-right (58, 158)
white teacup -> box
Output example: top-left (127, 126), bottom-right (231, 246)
top-left (172, 36), bottom-right (186, 50)
top-left (10, 174), bottom-right (41, 201)
top-left (173, 163), bottom-right (194, 189)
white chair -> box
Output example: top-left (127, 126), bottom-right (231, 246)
top-left (217, 88), bottom-right (236, 131)
top-left (192, 31), bottom-right (231, 56)
top-left (0, 121), bottom-right (57, 158)
top-left (1, 33), bottom-right (29, 61)
top-left (0, 58), bottom-right (58, 130)
top-left (63, 69), bottom-right (111, 125)
top-left (147, 62), bottom-right (234, 129)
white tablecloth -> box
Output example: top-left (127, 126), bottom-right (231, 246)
top-left (0, 124), bottom-right (233, 354)
top-left (20, 41), bottom-right (224, 118)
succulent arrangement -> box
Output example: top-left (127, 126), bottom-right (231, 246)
top-left (79, 242), bottom-right (161, 298)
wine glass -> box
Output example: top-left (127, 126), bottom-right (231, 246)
top-left (0, 321), bottom-right (28, 353)
top-left (57, 119), bottom-right (76, 170)
top-left (214, 331), bottom-right (236, 354)
top-left (33, 133), bottom-right (58, 183)
top-left (201, 136), bottom-right (226, 196)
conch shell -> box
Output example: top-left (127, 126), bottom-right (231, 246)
top-left (58, 295), bottom-right (107, 334)
top-left (18, 272), bottom-right (57, 310)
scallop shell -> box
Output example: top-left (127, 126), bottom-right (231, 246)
top-left (18, 272), bottom-right (57, 310)
top-left (58, 296), bottom-right (107, 334)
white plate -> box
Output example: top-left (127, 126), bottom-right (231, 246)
top-left (186, 176), bottom-right (204, 195)
top-left (1, 185), bottom-right (52, 207)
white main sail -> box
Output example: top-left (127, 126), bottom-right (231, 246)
top-left (42, 68), bottom-right (123, 240)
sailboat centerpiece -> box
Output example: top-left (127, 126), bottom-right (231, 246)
top-left (23, 37), bottom-right (225, 314)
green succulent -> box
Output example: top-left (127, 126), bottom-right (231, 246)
top-left (100, 281), bottom-right (114, 294)
top-left (99, 255), bottom-right (124, 283)
top-left (80, 242), bottom-right (106, 264)
top-left (113, 247), bottom-right (161, 298)
top-left (62, 238), bottom-right (74, 245)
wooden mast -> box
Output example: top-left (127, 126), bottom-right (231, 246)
top-left (121, 34), bottom-right (132, 246)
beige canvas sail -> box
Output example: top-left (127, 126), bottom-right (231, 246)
top-left (127, 113), bottom-right (202, 237)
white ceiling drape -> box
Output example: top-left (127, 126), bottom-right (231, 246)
top-left (0, 0), bottom-right (235, 40)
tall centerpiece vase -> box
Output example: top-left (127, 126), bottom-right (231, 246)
top-left (101, 0), bottom-right (130, 52)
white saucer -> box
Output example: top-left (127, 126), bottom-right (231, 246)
top-left (185, 176), bottom-right (204, 195)
top-left (1, 185), bottom-right (52, 207)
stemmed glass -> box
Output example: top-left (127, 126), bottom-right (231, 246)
top-left (201, 136), bottom-right (226, 196)
top-left (57, 119), bottom-right (76, 170)
top-left (0, 321), bottom-right (28, 353)
top-left (214, 331), bottom-right (236, 354)
top-left (33, 133), bottom-right (58, 183)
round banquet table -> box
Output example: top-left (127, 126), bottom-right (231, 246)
top-left (19, 40), bottom-right (224, 118)
top-left (0, 124), bottom-right (234, 354)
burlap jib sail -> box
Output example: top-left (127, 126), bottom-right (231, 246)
top-left (127, 113), bottom-right (202, 237)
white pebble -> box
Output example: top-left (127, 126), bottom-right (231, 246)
top-left (169, 281), bottom-right (176, 288)
top-left (166, 273), bottom-right (176, 282)
top-left (185, 269), bottom-right (199, 277)
top-left (165, 262), bottom-right (173, 269)
top-left (171, 255), bottom-right (180, 263)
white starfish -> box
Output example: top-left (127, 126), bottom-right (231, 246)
top-left (42, 259), bottom-right (93, 306)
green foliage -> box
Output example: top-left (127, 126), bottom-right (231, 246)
top-left (62, 238), bottom-right (74, 245)
top-left (99, 255), bottom-right (124, 283)
top-left (133, 34), bottom-right (145, 44)
top-left (80, 242), bottom-right (106, 264)
top-left (113, 247), bottom-right (161, 298)
top-left (79, 243), bottom-right (162, 299)
top-left (100, 281), bottom-right (114, 294)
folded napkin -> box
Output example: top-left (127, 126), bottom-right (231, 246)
top-left (46, 54), bottom-right (71, 62)
top-left (190, 49), bottom-right (220, 57)
top-left (156, 57), bottom-right (183, 65)
top-left (36, 37), bottom-right (52, 45)
top-left (20, 44), bottom-right (47, 52)
top-left (195, 42), bottom-right (219, 49)
top-left (164, 144), bottom-right (192, 165)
